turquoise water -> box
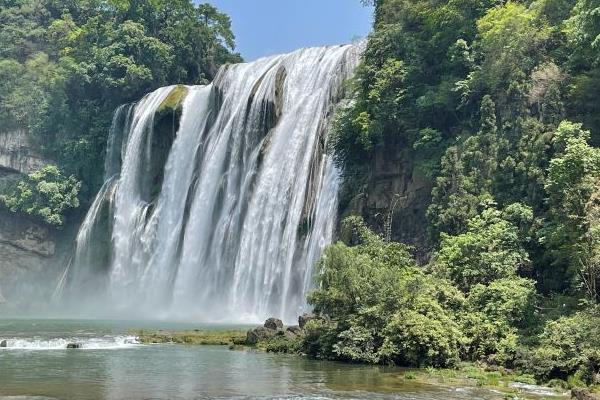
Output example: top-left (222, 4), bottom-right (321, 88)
top-left (0, 320), bottom-right (559, 400)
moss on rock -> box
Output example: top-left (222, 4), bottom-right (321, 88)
top-left (157, 85), bottom-right (189, 115)
top-left (136, 329), bottom-right (247, 346)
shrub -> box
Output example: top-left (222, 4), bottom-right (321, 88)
top-left (0, 165), bottom-right (80, 226)
top-left (522, 308), bottom-right (600, 382)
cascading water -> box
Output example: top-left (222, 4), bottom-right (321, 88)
top-left (64, 44), bottom-right (362, 322)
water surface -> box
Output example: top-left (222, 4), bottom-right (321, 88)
top-left (0, 319), bottom-right (559, 400)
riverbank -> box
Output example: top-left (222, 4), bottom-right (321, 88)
top-left (132, 324), bottom-right (575, 400)
top-left (136, 329), bottom-right (247, 345)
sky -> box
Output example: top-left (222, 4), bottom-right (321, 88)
top-left (206, 1), bottom-right (374, 61)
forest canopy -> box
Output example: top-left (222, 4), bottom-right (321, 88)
top-left (0, 0), bottom-right (241, 205)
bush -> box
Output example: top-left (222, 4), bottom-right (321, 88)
top-left (0, 165), bottom-right (80, 226)
top-left (431, 206), bottom-right (530, 291)
top-left (307, 216), bottom-right (465, 367)
top-left (522, 308), bottom-right (600, 382)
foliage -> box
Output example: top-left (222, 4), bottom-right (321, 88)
top-left (522, 308), bottom-right (600, 382)
top-left (544, 121), bottom-right (600, 300)
top-left (0, 0), bottom-right (241, 200)
top-left (431, 205), bottom-right (530, 291)
top-left (331, 0), bottom-right (600, 384)
top-left (307, 216), bottom-right (464, 367)
top-left (0, 165), bottom-right (80, 226)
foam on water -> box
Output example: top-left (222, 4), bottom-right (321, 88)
top-left (0, 335), bottom-right (139, 350)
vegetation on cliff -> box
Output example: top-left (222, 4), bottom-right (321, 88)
top-left (0, 0), bottom-right (241, 205)
top-left (320, 0), bottom-right (600, 390)
top-left (0, 165), bottom-right (80, 226)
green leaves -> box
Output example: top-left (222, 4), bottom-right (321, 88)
top-left (0, 165), bottom-right (81, 226)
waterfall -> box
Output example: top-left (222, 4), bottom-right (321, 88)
top-left (65, 44), bottom-right (362, 322)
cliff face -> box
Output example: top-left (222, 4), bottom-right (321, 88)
top-left (345, 143), bottom-right (433, 261)
top-left (0, 130), bottom-right (53, 174)
top-left (0, 208), bottom-right (67, 309)
top-left (0, 130), bottom-right (66, 311)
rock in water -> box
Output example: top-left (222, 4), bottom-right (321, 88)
top-left (264, 318), bottom-right (283, 330)
top-left (66, 343), bottom-right (81, 349)
top-left (246, 327), bottom-right (276, 345)
top-left (0, 339), bottom-right (7, 347)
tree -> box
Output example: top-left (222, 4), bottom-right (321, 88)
top-left (545, 121), bottom-right (600, 301)
top-left (431, 205), bottom-right (530, 291)
top-left (428, 95), bottom-right (500, 236)
top-left (0, 165), bottom-right (81, 226)
top-left (307, 216), bottom-right (465, 367)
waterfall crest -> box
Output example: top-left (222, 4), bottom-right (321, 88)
top-left (65, 44), bottom-right (362, 322)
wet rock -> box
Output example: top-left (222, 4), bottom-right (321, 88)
top-left (298, 313), bottom-right (316, 329)
top-left (246, 327), bottom-right (276, 345)
top-left (0, 339), bottom-right (7, 347)
top-left (264, 317), bottom-right (283, 331)
top-left (66, 343), bottom-right (81, 349)
top-left (572, 387), bottom-right (600, 400)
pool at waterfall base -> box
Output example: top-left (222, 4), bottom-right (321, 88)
top-left (0, 319), bottom-right (568, 400)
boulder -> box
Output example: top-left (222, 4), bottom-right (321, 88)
top-left (572, 388), bottom-right (600, 400)
top-left (0, 339), bottom-right (7, 347)
top-left (284, 326), bottom-right (302, 339)
top-left (66, 343), bottom-right (81, 349)
top-left (298, 313), bottom-right (316, 329)
top-left (286, 326), bottom-right (302, 334)
top-left (246, 327), bottom-right (276, 345)
top-left (264, 317), bottom-right (283, 330)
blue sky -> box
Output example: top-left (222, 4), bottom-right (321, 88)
top-left (206, 1), bottom-right (374, 61)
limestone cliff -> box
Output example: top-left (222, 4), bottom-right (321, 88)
top-left (0, 130), bottom-right (53, 174)
top-left (344, 142), bottom-right (432, 262)
top-left (0, 129), bottom-right (66, 311)
top-left (0, 208), bottom-right (69, 310)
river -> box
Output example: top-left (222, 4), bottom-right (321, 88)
top-left (0, 319), bottom-right (564, 400)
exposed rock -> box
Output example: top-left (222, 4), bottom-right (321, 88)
top-left (264, 317), bottom-right (283, 330)
top-left (341, 140), bottom-right (432, 262)
top-left (0, 209), bottom-right (55, 257)
top-left (66, 343), bottom-right (81, 349)
top-left (0, 339), bottom-right (7, 347)
top-left (246, 326), bottom-right (276, 345)
top-left (285, 326), bottom-right (302, 339)
top-left (0, 129), bottom-right (53, 174)
top-left (0, 206), bottom-right (73, 313)
top-left (287, 326), bottom-right (302, 334)
top-left (572, 387), bottom-right (600, 400)
top-left (299, 313), bottom-right (316, 329)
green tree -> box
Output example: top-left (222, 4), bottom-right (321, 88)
top-left (544, 121), bottom-right (600, 301)
top-left (0, 165), bottom-right (81, 226)
top-left (431, 205), bottom-right (530, 291)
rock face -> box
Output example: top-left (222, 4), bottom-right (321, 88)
top-left (66, 343), bottom-right (81, 349)
top-left (0, 208), bottom-right (70, 309)
top-left (298, 313), bottom-right (316, 329)
top-left (0, 339), bottom-right (7, 347)
top-left (0, 130), bottom-right (53, 174)
top-left (342, 141), bottom-right (432, 261)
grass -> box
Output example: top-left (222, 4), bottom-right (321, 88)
top-left (400, 363), bottom-right (568, 398)
top-left (136, 329), bottom-right (247, 346)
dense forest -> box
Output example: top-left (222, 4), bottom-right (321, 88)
top-left (1, 0), bottom-right (600, 392)
top-left (0, 0), bottom-right (241, 224)
top-left (287, 0), bottom-right (600, 389)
